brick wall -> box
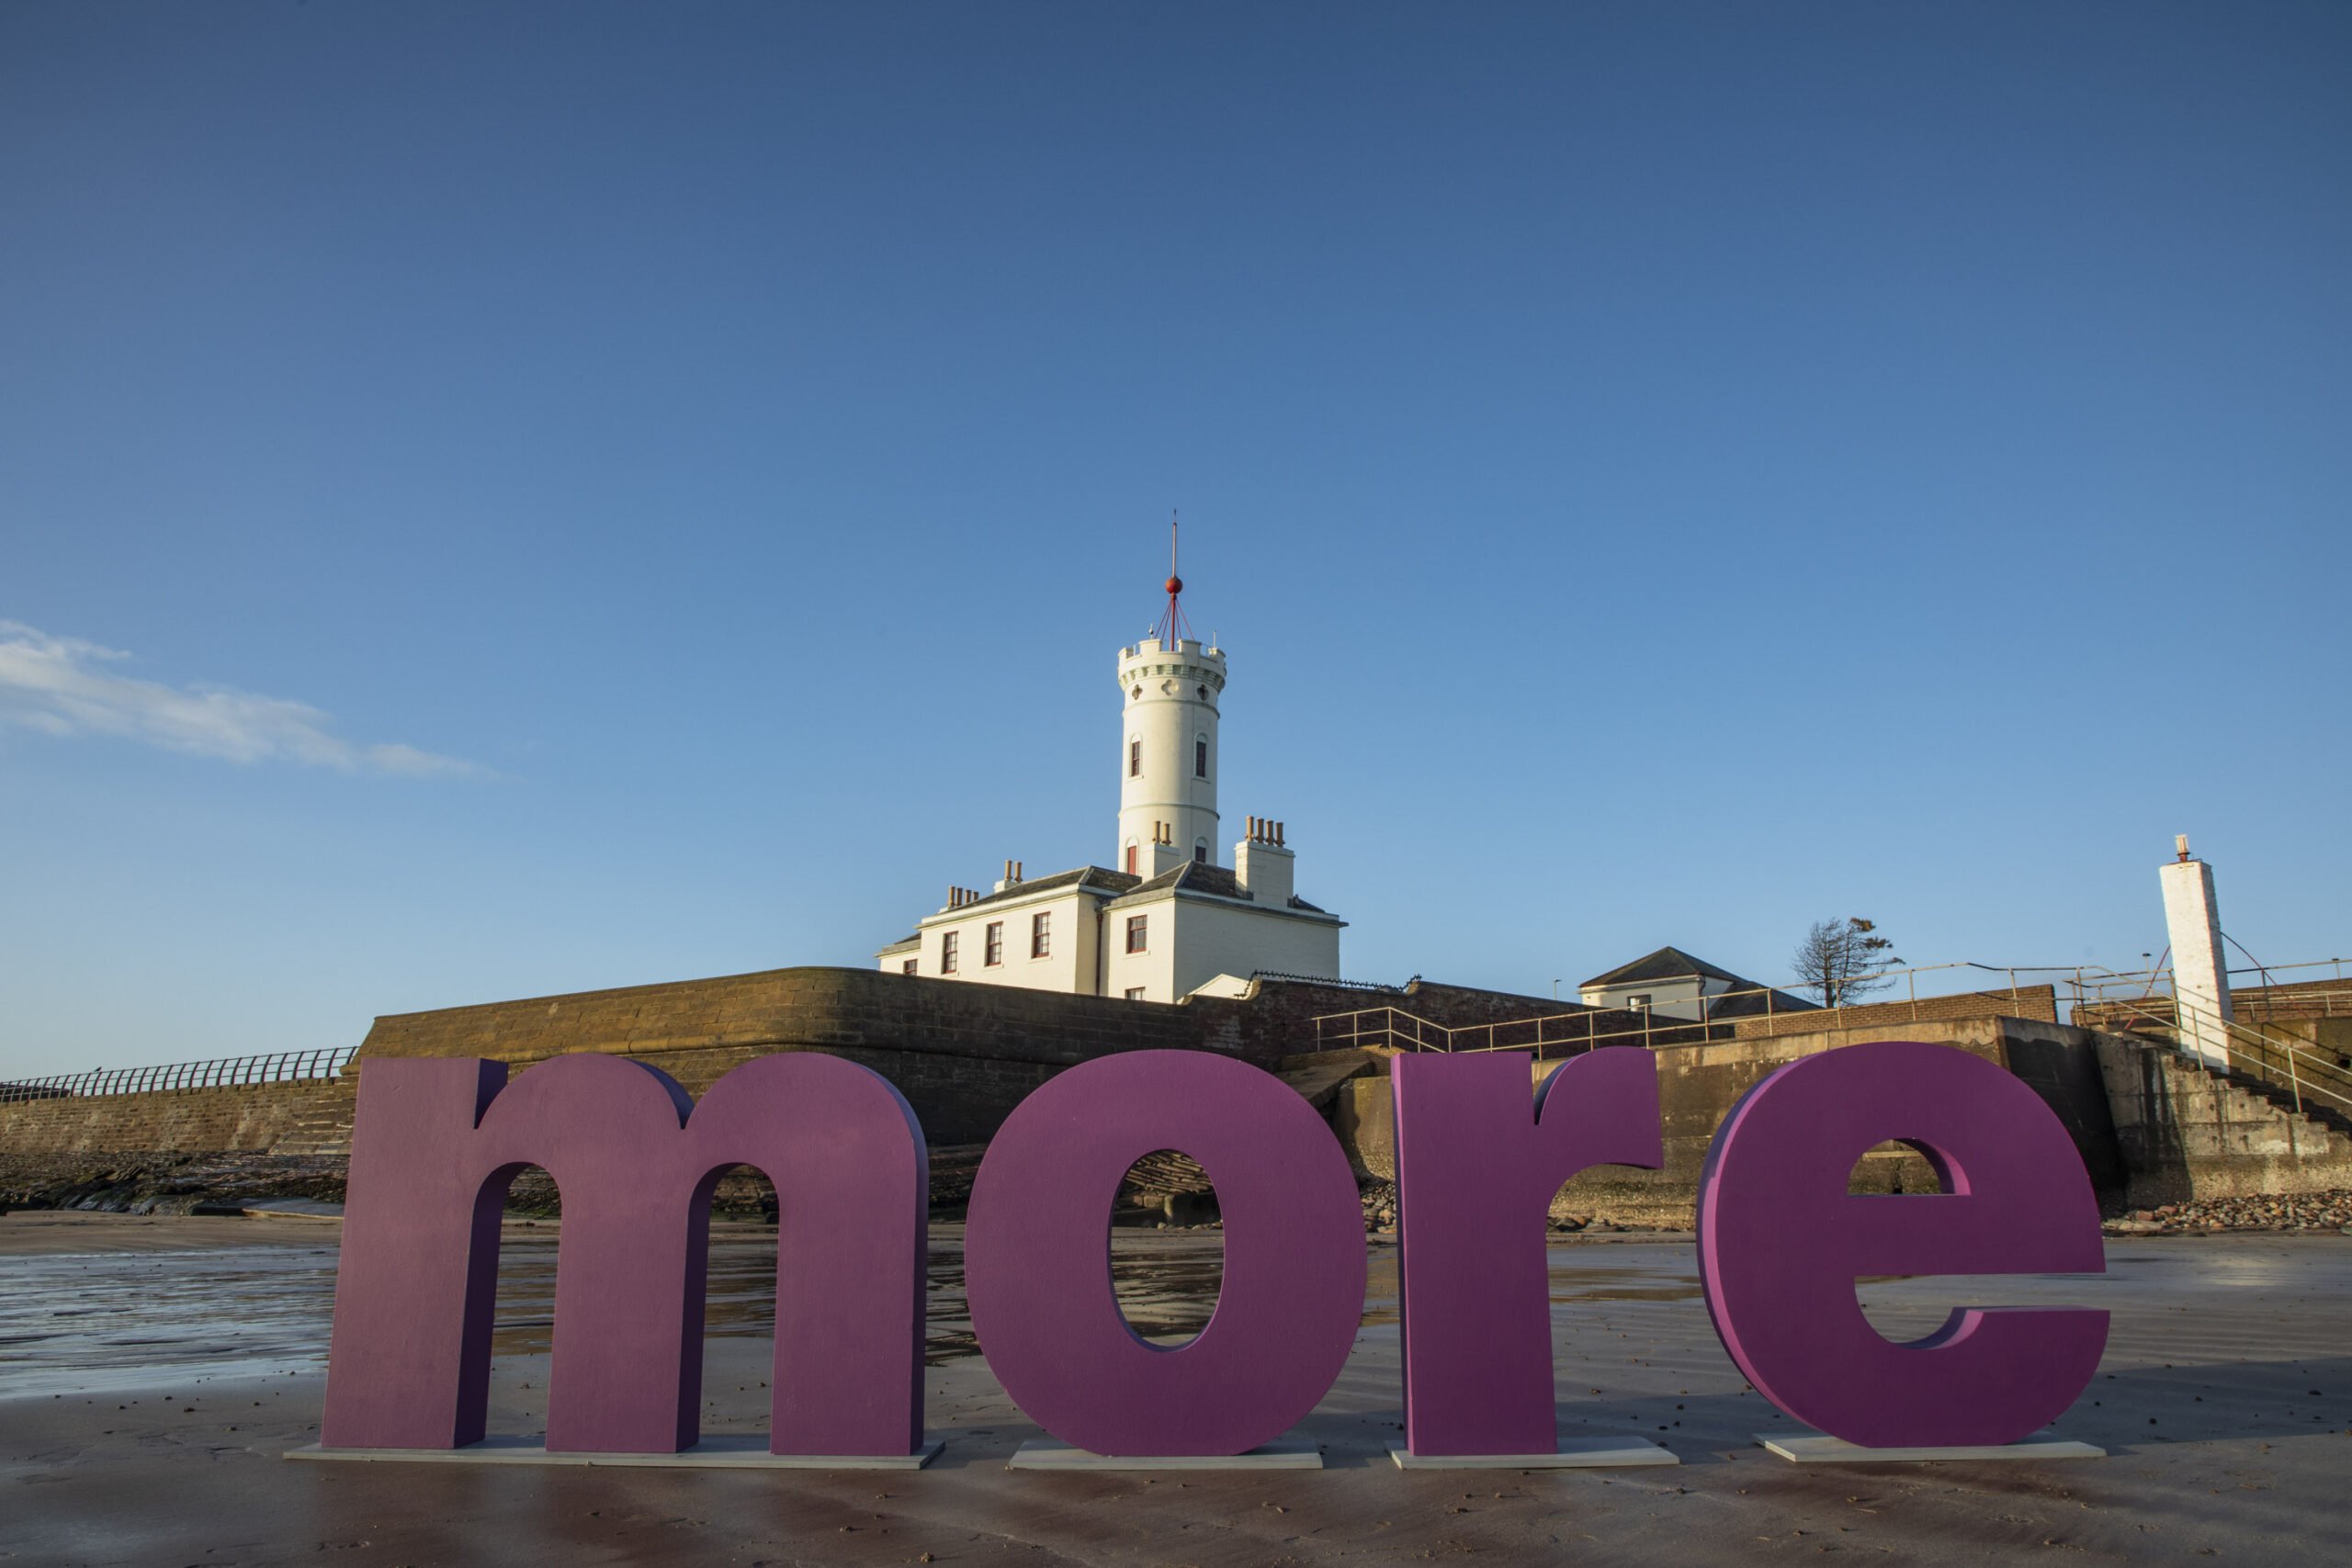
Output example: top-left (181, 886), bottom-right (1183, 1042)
top-left (2233, 976), bottom-right (2352, 1022)
top-left (1730, 983), bottom-right (2058, 1039)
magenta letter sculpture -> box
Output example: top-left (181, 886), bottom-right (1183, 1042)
top-left (1696, 1040), bottom-right (2109, 1449)
top-left (1392, 1048), bottom-right (1663, 1455)
top-left (963, 1049), bottom-right (1367, 1455)
top-left (321, 1052), bottom-right (928, 1456)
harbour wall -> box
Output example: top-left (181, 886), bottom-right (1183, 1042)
top-left (9, 967), bottom-right (2346, 1219)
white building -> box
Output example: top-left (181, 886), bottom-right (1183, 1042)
top-left (876, 566), bottom-right (1344, 1002)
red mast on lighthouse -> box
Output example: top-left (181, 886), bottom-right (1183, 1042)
top-left (1149, 511), bottom-right (1192, 645)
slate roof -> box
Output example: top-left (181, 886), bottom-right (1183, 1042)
top-left (1102, 859), bottom-right (1338, 918)
top-left (1579, 945), bottom-right (1752, 989)
top-left (1691, 984), bottom-right (1819, 1018)
top-left (1123, 861), bottom-right (1246, 899)
top-left (1577, 944), bottom-right (1820, 1016)
top-left (919, 865), bottom-right (1140, 920)
top-left (904, 858), bottom-right (1339, 931)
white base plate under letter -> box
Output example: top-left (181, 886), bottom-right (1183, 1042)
top-left (1388, 1437), bottom-right (1679, 1470)
top-left (1009, 1438), bottom-right (1321, 1471)
top-left (286, 1436), bottom-right (944, 1470)
top-left (1758, 1432), bottom-right (2103, 1464)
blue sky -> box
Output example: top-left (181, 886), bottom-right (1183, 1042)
top-left (3, 2), bottom-right (2346, 1077)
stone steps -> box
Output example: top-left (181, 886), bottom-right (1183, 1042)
top-left (270, 1099), bottom-right (356, 1157)
top-left (2094, 1031), bottom-right (2352, 1208)
top-left (2193, 1058), bottom-right (2352, 1146)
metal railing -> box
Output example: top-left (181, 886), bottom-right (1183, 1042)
top-left (0, 1047), bottom-right (356, 1105)
top-left (1311, 953), bottom-right (2352, 1134)
top-left (2064, 960), bottom-right (2352, 1125)
top-left (1310, 959), bottom-right (2066, 1059)
top-left (1310, 1002), bottom-right (1711, 1058)
top-left (2093, 998), bottom-right (2352, 1127)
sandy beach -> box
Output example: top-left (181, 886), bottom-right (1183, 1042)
top-left (4, 1211), bottom-right (2349, 1566)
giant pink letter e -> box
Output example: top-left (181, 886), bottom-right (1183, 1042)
top-left (1696, 1041), bottom-right (2108, 1449)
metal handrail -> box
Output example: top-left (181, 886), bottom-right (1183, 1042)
top-left (1311, 959), bottom-right (2072, 1058)
top-left (1311, 950), bottom-right (2352, 1111)
top-left (0, 1046), bottom-right (357, 1105)
top-left (1310, 1002), bottom-right (1713, 1058)
top-left (2066, 991), bottom-right (2352, 1122)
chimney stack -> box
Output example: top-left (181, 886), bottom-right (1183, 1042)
top-left (1234, 813), bottom-right (1295, 904)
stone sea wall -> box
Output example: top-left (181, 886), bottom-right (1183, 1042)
top-left (1333, 1017), bottom-right (2352, 1229)
top-left (0, 1078), bottom-right (353, 1160)
top-left (12, 964), bottom-right (2346, 1226)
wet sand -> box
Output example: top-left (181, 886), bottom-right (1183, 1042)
top-left (4, 1212), bottom-right (2349, 1566)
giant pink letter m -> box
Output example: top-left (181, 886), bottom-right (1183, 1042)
top-left (320, 1053), bottom-right (928, 1457)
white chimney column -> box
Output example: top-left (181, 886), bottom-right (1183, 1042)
top-left (1234, 819), bottom-right (1295, 905)
top-left (2159, 838), bottom-right (2233, 1072)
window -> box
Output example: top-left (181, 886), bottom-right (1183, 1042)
top-left (1125, 842), bottom-right (1137, 874)
top-left (1193, 841), bottom-right (1208, 863)
top-left (1195, 737), bottom-right (1207, 778)
top-left (941, 931), bottom-right (958, 974)
top-left (1627, 993), bottom-right (1651, 1011)
top-left (1126, 914), bottom-right (1148, 953)
top-left (1128, 738), bottom-right (1142, 777)
top-left (1125, 987), bottom-right (1147, 1000)
top-left (901, 959), bottom-right (917, 976)
top-left (1031, 911), bottom-right (1051, 958)
top-left (984, 921), bottom-right (1003, 966)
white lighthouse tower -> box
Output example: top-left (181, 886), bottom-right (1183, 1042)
top-left (1115, 534), bottom-right (1225, 877)
top-left (875, 523), bottom-right (1342, 1000)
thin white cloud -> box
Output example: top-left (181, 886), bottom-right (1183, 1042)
top-left (0, 619), bottom-right (488, 778)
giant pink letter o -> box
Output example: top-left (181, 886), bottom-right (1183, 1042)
top-left (964, 1050), bottom-right (1367, 1456)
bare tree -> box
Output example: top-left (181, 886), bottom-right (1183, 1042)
top-left (1792, 917), bottom-right (1902, 1009)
